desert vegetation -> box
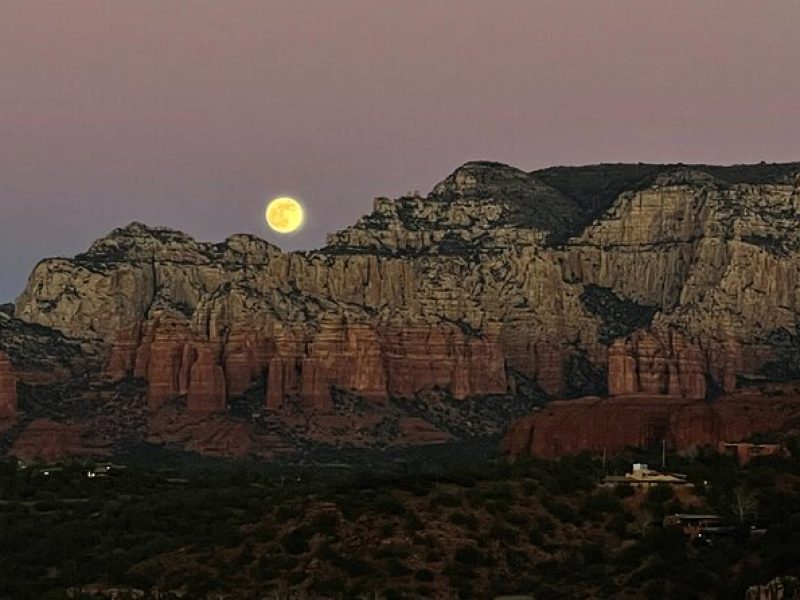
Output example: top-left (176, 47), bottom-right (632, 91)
top-left (1, 439), bottom-right (800, 598)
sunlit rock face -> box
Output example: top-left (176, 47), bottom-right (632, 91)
top-left (12, 161), bottom-right (800, 418)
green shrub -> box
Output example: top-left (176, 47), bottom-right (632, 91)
top-left (581, 542), bottom-right (604, 564)
top-left (448, 511), bottom-right (479, 529)
top-left (489, 522), bottom-right (519, 545)
top-left (543, 498), bottom-right (577, 523)
top-left (372, 494), bottom-right (407, 516)
top-left (311, 511), bottom-right (339, 535)
top-left (453, 544), bottom-right (487, 567)
top-left (536, 515), bottom-right (556, 534)
top-left (646, 485), bottom-right (674, 505)
top-left (384, 558), bottom-right (412, 576)
top-left (309, 575), bottom-right (346, 595)
top-left (581, 491), bottom-right (622, 519)
top-left (280, 528), bottom-right (311, 555)
top-left (614, 483), bottom-right (635, 498)
top-left (505, 511), bottom-right (529, 526)
top-left (528, 527), bottom-right (544, 545)
top-left (321, 546), bottom-right (376, 577)
top-left (287, 569), bottom-right (306, 585)
top-left (430, 492), bottom-right (462, 508)
top-left (606, 512), bottom-right (630, 537)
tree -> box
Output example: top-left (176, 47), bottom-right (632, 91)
top-left (730, 487), bottom-right (758, 524)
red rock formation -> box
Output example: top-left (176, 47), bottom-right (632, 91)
top-left (505, 326), bottom-right (800, 459)
top-left (504, 396), bottom-right (692, 458)
top-left (265, 321), bottom-right (508, 411)
top-left (504, 389), bottom-right (800, 459)
top-left (104, 324), bottom-right (142, 381)
top-left (608, 328), bottom-right (706, 399)
top-left (138, 320), bottom-right (194, 410)
top-left (381, 323), bottom-right (507, 400)
top-left (266, 328), bottom-right (309, 410)
top-left (107, 319), bottom-right (229, 412)
top-left (10, 419), bottom-right (111, 462)
top-left (301, 320), bottom-right (386, 410)
top-left (0, 352), bottom-right (17, 419)
top-left (222, 330), bottom-right (270, 397)
top-left (150, 414), bottom-right (257, 457)
top-left (397, 417), bottom-right (452, 445)
top-left (112, 313), bottom-right (547, 413)
top-left (186, 343), bottom-right (227, 412)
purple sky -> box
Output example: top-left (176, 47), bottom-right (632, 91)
top-left (2, 1), bottom-right (799, 302)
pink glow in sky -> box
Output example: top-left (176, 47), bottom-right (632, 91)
top-left (1, 0), bottom-right (799, 300)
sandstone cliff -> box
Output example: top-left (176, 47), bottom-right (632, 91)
top-left (6, 160), bottom-right (800, 458)
top-left (504, 387), bottom-right (800, 459)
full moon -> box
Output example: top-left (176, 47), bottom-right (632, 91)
top-left (265, 196), bottom-right (304, 234)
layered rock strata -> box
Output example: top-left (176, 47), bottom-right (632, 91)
top-left (607, 328), bottom-right (707, 399)
top-left (10, 161), bottom-right (800, 430)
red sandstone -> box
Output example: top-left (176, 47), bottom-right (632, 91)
top-left (10, 419), bottom-right (111, 462)
top-left (107, 317), bottom-right (508, 414)
top-left (608, 328), bottom-right (706, 399)
top-left (504, 390), bottom-right (800, 459)
top-left (0, 352), bottom-right (17, 419)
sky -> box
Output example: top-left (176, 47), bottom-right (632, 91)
top-left (1, 1), bottom-right (799, 302)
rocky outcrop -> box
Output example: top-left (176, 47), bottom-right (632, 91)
top-left (607, 328), bottom-right (707, 399)
top-left (103, 303), bottom-right (509, 411)
top-left (0, 352), bottom-right (17, 419)
top-left (504, 388), bottom-right (800, 459)
top-left (186, 343), bottom-right (227, 412)
top-left (7, 161), bottom-right (800, 457)
top-left (381, 323), bottom-right (507, 400)
top-left (0, 311), bottom-right (99, 383)
top-left (504, 396), bottom-right (691, 458)
top-left (109, 319), bottom-right (230, 412)
top-left (10, 419), bottom-right (111, 462)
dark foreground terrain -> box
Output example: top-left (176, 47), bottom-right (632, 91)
top-left (2, 439), bottom-right (800, 599)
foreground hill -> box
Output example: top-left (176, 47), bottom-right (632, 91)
top-left (2, 447), bottom-right (800, 599)
top-left (2, 160), bottom-right (800, 460)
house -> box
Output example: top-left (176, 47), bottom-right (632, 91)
top-left (86, 463), bottom-right (126, 479)
top-left (601, 463), bottom-right (693, 488)
top-left (717, 441), bottom-right (785, 466)
top-left (36, 466), bottom-right (64, 477)
top-left (663, 513), bottom-right (735, 540)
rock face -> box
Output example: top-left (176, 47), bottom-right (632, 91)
top-left (0, 352), bottom-right (17, 419)
top-left (607, 328), bottom-right (707, 399)
top-left (9, 419), bottom-right (111, 462)
top-left (7, 161), bottom-right (800, 457)
top-left (504, 390), bottom-right (800, 459)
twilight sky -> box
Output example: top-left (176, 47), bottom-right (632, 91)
top-left (1, 1), bottom-right (799, 302)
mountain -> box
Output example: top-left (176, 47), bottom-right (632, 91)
top-left (3, 160), bottom-right (800, 462)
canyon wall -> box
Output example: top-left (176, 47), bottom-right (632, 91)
top-left (8, 162), bottom-right (800, 442)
